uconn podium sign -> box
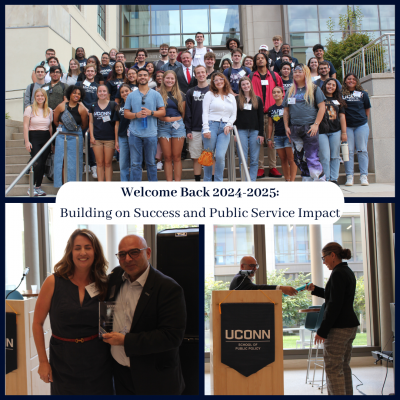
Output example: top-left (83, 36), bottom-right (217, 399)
top-left (220, 303), bottom-right (275, 377)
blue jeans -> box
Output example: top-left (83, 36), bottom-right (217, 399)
top-left (157, 119), bottom-right (186, 139)
top-left (344, 122), bottom-right (369, 176)
top-left (318, 131), bottom-right (341, 181)
top-left (202, 121), bottom-right (230, 182)
top-left (129, 135), bottom-right (158, 181)
top-left (54, 126), bottom-right (83, 188)
top-left (236, 129), bottom-right (260, 181)
top-left (119, 136), bottom-right (130, 181)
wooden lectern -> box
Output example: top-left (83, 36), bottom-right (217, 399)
top-left (210, 290), bottom-right (284, 395)
top-left (6, 297), bottom-right (52, 395)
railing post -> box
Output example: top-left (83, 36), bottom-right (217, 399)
top-left (341, 60), bottom-right (345, 81)
top-left (63, 135), bottom-right (68, 184)
top-left (76, 136), bottom-right (79, 181)
top-left (29, 166), bottom-right (34, 197)
top-left (233, 126), bottom-right (251, 182)
top-left (387, 34), bottom-right (393, 73)
top-left (22, 90), bottom-right (26, 113)
top-left (85, 131), bottom-right (89, 182)
top-left (361, 47), bottom-right (366, 78)
top-left (227, 133), bottom-right (235, 181)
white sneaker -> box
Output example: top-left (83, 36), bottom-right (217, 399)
top-left (157, 161), bottom-right (163, 171)
top-left (35, 187), bottom-right (47, 196)
top-left (340, 156), bottom-right (344, 164)
top-left (27, 188), bottom-right (39, 196)
top-left (345, 175), bottom-right (354, 186)
top-left (360, 175), bottom-right (369, 186)
top-left (91, 165), bottom-right (98, 179)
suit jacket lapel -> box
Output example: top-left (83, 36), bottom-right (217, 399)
top-left (130, 265), bottom-right (156, 331)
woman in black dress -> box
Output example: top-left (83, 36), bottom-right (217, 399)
top-left (32, 229), bottom-right (113, 395)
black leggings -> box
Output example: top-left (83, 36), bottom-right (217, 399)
top-left (29, 130), bottom-right (51, 187)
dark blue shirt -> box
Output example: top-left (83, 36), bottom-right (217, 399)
top-left (113, 101), bottom-right (130, 138)
top-left (223, 66), bottom-right (252, 94)
top-left (342, 90), bottom-right (371, 128)
top-left (99, 65), bottom-right (113, 80)
top-left (165, 92), bottom-right (186, 118)
top-left (89, 102), bottom-right (115, 140)
top-left (75, 81), bottom-right (99, 109)
top-left (106, 79), bottom-right (124, 101)
top-left (314, 78), bottom-right (342, 92)
top-left (268, 104), bottom-right (286, 136)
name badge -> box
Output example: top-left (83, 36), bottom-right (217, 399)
top-left (276, 57), bottom-right (280, 61)
top-left (102, 115), bottom-right (111, 122)
top-left (43, 86), bottom-right (49, 91)
top-left (278, 109), bottom-right (284, 116)
top-left (83, 80), bottom-right (90, 87)
top-left (261, 80), bottom-right (269, 86)
top-left (312, 75), bottom-right (321, 81)
top-left (195, 54), bottom-right (201, 59)
top-left (56, 126), bottom-right (62, 132)
top-left (243, 103), bottom-right (252, 110)
top-left (291, 63), bottom-right (295, 68)
top-left (193, 91), bottom-right (201, 97)
top-left (332, 100), bottom-right (340, 105)
top-left (238, 69), bottom-right (246, 77)
top-left (172, 121), bottom-right (180, 130)
top-left (288, 98), bottom-right (296, 104)
top-left (133, 87), bottom-right (138, 91)
top-left (85, 282), bottom-right (100, 298)
top-left (353, 91), bottom-right (362, 97)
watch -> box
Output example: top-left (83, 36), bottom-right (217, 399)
top-left (266, 138), bottom-right (272, 142)
top-left (151, 110), bottom-right (154, 116)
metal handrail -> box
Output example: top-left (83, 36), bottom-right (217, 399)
top-left (226, 126), bottom-right (251, 182)
top-left (6, 128), bottom-right (89, 197)
top-left (342, 33), bottom-right (395, 80)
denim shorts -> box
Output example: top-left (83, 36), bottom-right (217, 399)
top-left (274, 135), bottom-right (291, 150)
top-left (157, 118), bottom-right (186, 139)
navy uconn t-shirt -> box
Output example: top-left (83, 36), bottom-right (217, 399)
top-left (89, 102), bottom-right (115, 140)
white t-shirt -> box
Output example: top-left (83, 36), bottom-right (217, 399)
top-left (190, 47), bottom-right (213, 67)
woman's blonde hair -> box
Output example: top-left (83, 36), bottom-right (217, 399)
top-left (287, 64), bottom-right (315, 106)
top-left (237, 76), bottom-right (258, 111)
top-left (31, 88), bottom-right (51, 118)
top-left (54, 229), bottom-right (109, 301)
top-left (159, 70), bottom-right (185, 115)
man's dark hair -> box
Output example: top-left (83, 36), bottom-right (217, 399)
top-left (137, 67), bottom-right (149, 76)
top-left (280, 61), bottom-right (293, 70)
top-left (49, 65), bottom-right (61, 74)
top-left (281, 43), bottom-right (290, 48)
top-left (101, 52), bottom-right (110, 58)
top-left (117, 51), bottom-right (126, 58)
top-left (195, 32), bottom-right (205, 38)
top-left (318, 60), bottom-right (330, 68)
top-left (253, 52), bottom-right (269, 69)
top-left (74, 47), bottom-right (85, 58)
top-left (46, 48), bottom-right (55, 54)
top-left (135, 48), bottom-right (148, 57)
top-left (185, 38), bottom-right (195, 44)
top-left (282, 55), bottom-right (293, 61)
top-left (65, 85), bottom-right (86, 102)
top-left (160, 43), bottom-right (169, 49)
top-left (35, 65), bottom-right (46, 73)
top-left (226, 38), bottom-right (240, 50)
top-left (313, 44), bottom-right (324, 53)
top-left (232, 48), bottom-right (243, 56)
top-left (47, 56), bottom-right (60, 64)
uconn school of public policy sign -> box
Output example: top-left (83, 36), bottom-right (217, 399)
top-left (221, 303), bottom-right (275, 377)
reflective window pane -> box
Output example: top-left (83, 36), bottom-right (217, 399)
top-left (121, 36), bottom-right (150, 49)
top-left (355, 5), bottom-right (379, 31)
top-left (210, 5), bottom-right (239, 33)
top-left (151, 35), bottom-right (181, 48)
top-left (333, 217), bottom-right (354, 261)
top-left (321, 32), bottom-right (345, 46)
top-left (235, 225), bottom-right (254, 257)
top-left (274, 225), bottom-right (295, 264)
top-left (181, 5), bottom-right (209, 34)
top-left (292, 47), bottom-right (314, 64)
top-left (151, 5), bottom-right (180, 35)
top-left (319, 5), bottom-right (348, 32)
top-left (380, 5), bottom-right (395, 30)
top-left (290, 32), bottom-right (320, 47)
top-left (121, 5), bottom-right (150, 36)
top-left (288, 5), bottom-right (318, 32)
top-left (354, 218), bottom-right (363, 262)
top-left (211, 32), bottom-right (240, 47)
top-left (214, 225), bottom-right (234, 265)
top-left (182, 33), bottom-right (210, 47)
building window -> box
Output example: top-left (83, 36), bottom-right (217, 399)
top-left (98, 5), bottom-right (106, 39)
top-left (333, 216), bottom-right (363, 262)
top-left (286, 5), bottom-right (392, 64)
top-left (121, 5), bottom-right (240, 50)
top-left (274, 225), bottom-right (310, 264)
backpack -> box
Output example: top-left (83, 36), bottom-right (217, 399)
top-left (249, 70), bottom-right (279, 88)
top-left (91, 101), bottom-right (116, 121)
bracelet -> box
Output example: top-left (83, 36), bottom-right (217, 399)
top-left (266, 138), bottom-right (272, 142)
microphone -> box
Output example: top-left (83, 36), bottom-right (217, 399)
top-left (239, 270), bottom-right (254, 276)
top-left (6, 267), bottom-right (31, 299)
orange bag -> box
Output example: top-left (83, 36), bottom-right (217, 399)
top-left (198, 149), bottom-right (214, 166)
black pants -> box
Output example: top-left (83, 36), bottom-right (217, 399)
top-left (112, 357), bottom-right (135, 395)
top-left (29, 130), bottom-right (51, 187)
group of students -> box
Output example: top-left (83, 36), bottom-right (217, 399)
top-left (23, 37), bottom-right (371, 194)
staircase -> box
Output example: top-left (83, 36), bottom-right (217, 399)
top-left (5, 119), bottom-right (375, 197)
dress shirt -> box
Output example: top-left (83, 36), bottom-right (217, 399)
top-left (202, 91), bottom-right (237, 133)
top-left (111, 265), bottom-right (150, 367)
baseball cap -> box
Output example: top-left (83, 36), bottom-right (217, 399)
top-left (259, 45), bottom-right (268, 51)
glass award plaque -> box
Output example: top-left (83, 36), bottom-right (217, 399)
top-left (99, 301), bottom-right (117, 337)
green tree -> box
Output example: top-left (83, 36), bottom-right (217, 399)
top-left (354, 275), bottom-right (365, 319)
top-left (204, 275), bottom-right (230, 322)
top-left (324, 7), bottom-right (383, 81)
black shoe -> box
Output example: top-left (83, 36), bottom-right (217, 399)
top-left (331, 180), bottom-right (340, 186)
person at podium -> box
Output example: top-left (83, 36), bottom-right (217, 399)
top-left (229, 256), bottom-right (298, 296)
top-left (305, 242), bottom-right (360, 395)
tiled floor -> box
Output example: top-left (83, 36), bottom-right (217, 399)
top-left (205, 364), bottom-right (394, 395)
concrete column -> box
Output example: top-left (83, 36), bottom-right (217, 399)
top-left (375, 203), bottom-right (395, 351)
top-left (23, 203), bottom-right (40, 289)
top-left (309, 225), bottom-right (324, 306)
top-left (106, 225), bottom-right (120, 271)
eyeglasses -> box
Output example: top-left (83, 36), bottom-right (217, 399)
top-left (321, 253), bottom-right (331, 262)
top-left (242, 263), bottom-right (259, 269)
top-left (115, 247), bottom-right (148, 260)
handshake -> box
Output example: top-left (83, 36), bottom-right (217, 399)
top-left (280, 282), bottom-right (314, 296)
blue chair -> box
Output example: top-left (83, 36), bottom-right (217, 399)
top-left (305, 304), bottom-right (326, 392)
top-left (5, 290), bottom-right (24, 300)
